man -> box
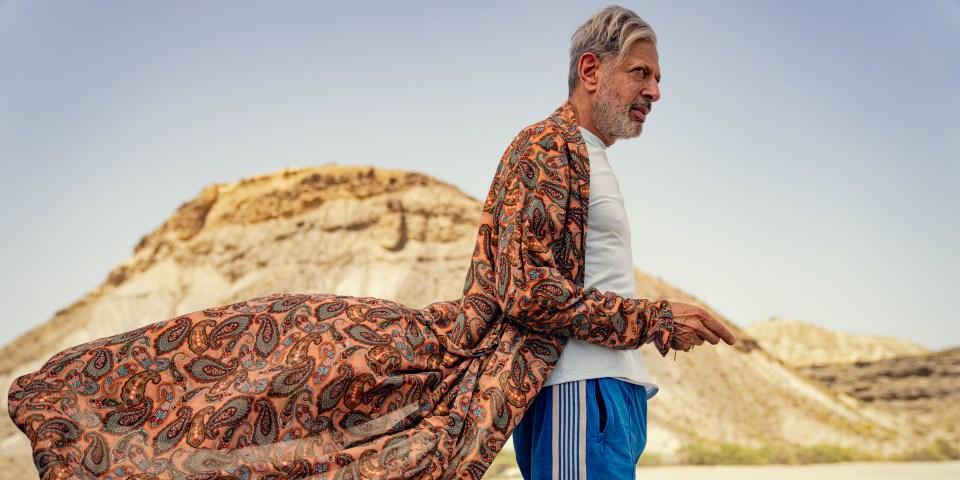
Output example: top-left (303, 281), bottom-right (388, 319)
top-left (511, 6), bottom-right (734, 480)
top-left (7, 5), bottom-right (732, 479)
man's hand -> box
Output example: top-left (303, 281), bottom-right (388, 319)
top-left (668, 302), bottom-right (736, 351)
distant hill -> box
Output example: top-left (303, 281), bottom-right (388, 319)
top-left (745, 317), bottom-right (930, 367)
top-left (801, 348), bottom-right (960, 444)
top-left (0, 165), bottom-right (930, 478)
top-left (745, 317), bottom-right (956, 449)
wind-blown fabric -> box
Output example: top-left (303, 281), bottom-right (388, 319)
top-left (8, 102), bottom-right (675, 479)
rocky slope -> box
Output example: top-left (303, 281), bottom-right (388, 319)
top-left (745, 317), bottom-right (957, 446)
top-left (800, 348), bottom-right (960, 442)
top-left (745, 317), bottom-right (930, 367)
top-left (0, 165), bottom-right (921, 477)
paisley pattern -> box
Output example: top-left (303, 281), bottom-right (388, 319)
top-left (7, 102), bottom-right (675, 479)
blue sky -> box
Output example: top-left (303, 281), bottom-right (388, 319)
top-left (1, 0), bottom-right (957, 350)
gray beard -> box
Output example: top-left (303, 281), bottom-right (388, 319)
top-left (592, 77), bottom-right (647, 145)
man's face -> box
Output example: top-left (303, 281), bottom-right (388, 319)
top-left (591, 40), bottom-right (661, 144)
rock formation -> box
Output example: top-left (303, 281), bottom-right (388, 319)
top-left (800, 348), bottom-right (960, 443)
top-left (744, 317), bottom-right (957, 446)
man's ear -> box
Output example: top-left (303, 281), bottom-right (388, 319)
top-left (578, 52), bottom-right (602, 93)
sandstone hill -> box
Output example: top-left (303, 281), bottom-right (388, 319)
top-left (745, 317), bottom-right (930, 367)
top-left (744, 317), bottom-right (957, 449)
top-left (800, 348), bottom-right (960, 444)
top-left (0, 165), bottom-right (928, 478)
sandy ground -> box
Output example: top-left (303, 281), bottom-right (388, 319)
top-left (5, 459), bottom-right (959, 479)
top-left (636, 462), bottom-right (960, 480)
top-left (490, 461), bottom-right (960, 480)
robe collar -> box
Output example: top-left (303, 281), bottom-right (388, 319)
top-left (548, 100), bottom-right (591, 289)
top-left (549, 101), bottom-right (587, 155)
top-left (548, 100), bottom-right (590, 173)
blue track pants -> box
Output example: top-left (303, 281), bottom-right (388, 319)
top-left (512, 378), bottom-right (648, 480)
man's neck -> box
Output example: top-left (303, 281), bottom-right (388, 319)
top-left (569, 93), bottom-right (613, 147)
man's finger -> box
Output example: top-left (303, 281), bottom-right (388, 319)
top-left (694, 326), bottom-right (721, 345)
top-left (683, 319), bottom-right (721, 345)
top-left (702, 316), bottom-right (736, 345)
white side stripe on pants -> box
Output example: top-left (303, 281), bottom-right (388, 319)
top-left (551, 380), bottom-right (588, 480)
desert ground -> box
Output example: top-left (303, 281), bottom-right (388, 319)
top-left (488, 461), bottom-right (960, 480)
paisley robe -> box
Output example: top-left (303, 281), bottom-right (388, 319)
top-left (7, 101), bottom-right (675, 479)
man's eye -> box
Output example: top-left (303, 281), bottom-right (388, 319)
top-left (634, 67), bottom-right (647, 77)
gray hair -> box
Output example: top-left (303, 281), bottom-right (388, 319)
top-left (568, 5), bottom-right (657, 95)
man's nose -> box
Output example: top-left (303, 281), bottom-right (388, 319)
top-left (644, 80), bottom-right (661, 102)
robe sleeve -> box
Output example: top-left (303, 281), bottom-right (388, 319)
top-left (492, 125), bottom-right (675, 356)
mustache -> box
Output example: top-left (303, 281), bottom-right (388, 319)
top-left (630, 99), bottom-right (652, 112)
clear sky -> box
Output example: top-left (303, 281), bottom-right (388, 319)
top-left (1, 0), bottom-right (957, 350)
